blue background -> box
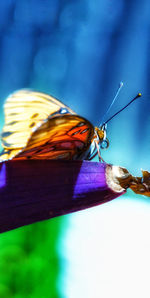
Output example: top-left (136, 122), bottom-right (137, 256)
top-left (0, 1), bottom-right (149, 172)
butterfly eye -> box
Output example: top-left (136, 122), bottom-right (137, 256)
top-left (100, 138), bottom-right (109, 149)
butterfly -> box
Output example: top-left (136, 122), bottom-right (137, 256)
top-left (0, 90), bottom-right (109, 162)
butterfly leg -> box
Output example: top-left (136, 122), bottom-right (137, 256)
top-left (94, 139), bottom-right (105, 163)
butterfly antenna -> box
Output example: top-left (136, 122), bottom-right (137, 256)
top-left (101, 81), bottom-right (124, 124)
top-left (104, 93), bottom-right (142, 124)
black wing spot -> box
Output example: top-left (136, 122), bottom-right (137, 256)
top-left (9, 113), bottom-right (17, 116)
top-left (31, 113), bottom-right (39, 118)
top-left (29, 122), bottom-right (35, 128)
top-left (34, 149), bottom-right (42, 154)
top-left (72, 130), bottom-right (81, 136)
top-left (1, 132), bottom-right (12, 138)
top-left (8, 121), bottom-right (17, 125)
top-left (2, 140), bottom-right (13, 147)
top-left (80, 128), bottom-right (89, 134)
top-left (76, 122), bottom-right (85, 127)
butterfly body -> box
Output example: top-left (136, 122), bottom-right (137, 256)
top-left (0, 90), bottom-right (108, 162)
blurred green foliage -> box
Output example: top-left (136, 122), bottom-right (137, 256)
top-left (0, 218), bottom-right (64, 298)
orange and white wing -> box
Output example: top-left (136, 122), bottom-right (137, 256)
top-left (8, 115), bottom-right (94, 160)
top-left (0, 90), bottom-right (94, 161)
top-left (1, 89), bottom-right (74, 149)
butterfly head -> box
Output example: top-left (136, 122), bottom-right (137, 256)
top-left (95, 123), bottom-right (109, 149)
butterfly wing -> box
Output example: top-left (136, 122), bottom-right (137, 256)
top-left (1, 89), bottom-right (74, 150)
top-left (0, 90), bottom-right (94, 161)
top-left (9, 115), bottom-right (94, 160)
